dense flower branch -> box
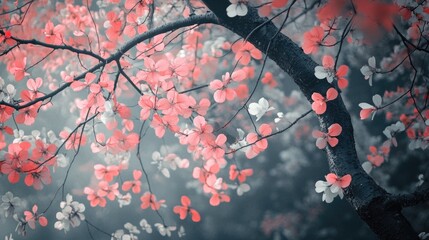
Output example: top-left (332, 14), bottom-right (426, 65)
top-left (0, 13), bottom-right (218, 110)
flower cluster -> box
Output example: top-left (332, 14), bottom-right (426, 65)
top-left (1, 192), bottom-right (21, 218)
top-left (315, 173), bottom-right (351, 203)
top-left (54, 194), bottom-right (86, 232)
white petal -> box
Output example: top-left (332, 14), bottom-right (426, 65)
top-left (226, 4), bottom-right (237, 18)
top-left (103, 21), bottom-right (111, 28)
top-left (314, 66), bottom-right (327, 79)
top-left (315, 180), bottom-right (329, 193)
top-left (370, 109), bottom-right (377, 120)
top-left (338, 189), bottom-right (344, 199)
top-left (161, 168), bottom-right (170, 178)
top-left (368, 56), bottom-right (376, 68)
top-left (360, 66), bottom-right (371, 76)
top-left (358, 103), bottom-right (375, 109)
top-left (66, 194), bottom-right (73, 203)
top-left (330, 184), bottom-right (340, 193)
top-left (372, 94), bottom-right (382, 107)
top-left (152, 151), bottom-right (161, 161)
top-left (56, 212), bottom-right (65, 220)
top-left (248, 103), bottom-right (261, 116)
top-left (6, 84), bottom-right (16, 95)
top-left (258, 98), bottom-right (269, 110)
top-left (73, 30), bottom-right (84, 36)
top-left (237, 128), bottom-right (245, 139)
top-left (235, 4), bottom-right (248, 16)
top-left (324, 189), bottom-right (337, 203)
top-left (362, 162), bottom-right (373, 174)
top-left (255, 113), bottom-right (264, 121)
top-left (237, 183), bottom-right (250, 196)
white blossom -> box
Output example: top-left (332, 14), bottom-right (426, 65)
top-left (248, 97), bottom-right (275, 121)
top-left (275, 111), bottom-right (302, 124)
top-left (4, 234), bottom-right (13, 240)
top-left (383, 121), bottom-right (405, 147)
top-left (236, 183), bottom-right (251, 196)
top-left (1, 192), bottom-right (21, 218)
top-left (151, 150), bottom-right (187, 178)
top-left (0, 78), bottom-right (16, 103)
top-left (13, 214), bottom-right (27, 236)
top-left (117, 193), bottom-right (132, 208)
top-left (230, 128), bottom-right (249, 152)
top-left (419, 232), bottom-right (429, 240)
top-left (314, 65), bottom-right (336, 83)
top-left (274, 112), bottom-right (284, 123)
top-left (111, 229), bottom-right (125, 240)
top-left (416, 174), bottom-right (425, 187)
top-left (101, 101), bottom-right (115, 125)
top-left (139, 219), bottom-right (152, 234)
top-left (226, 0), bottom-right (248, 18)
top-left (123, 222), bottom-right (140, 240)
top-left (409, 138), bottom-right (429, 150)
top-left (54, 194), bottom-right (85, 232)
top-left (360, 56), bottom-right (377, 86)
top-left (96, 0), bottom-right (109, 8)
top-left (55, 154), bottom-right (69, 169)
top-left (178, 226), bottom-right (186, 238)
top-left (12, 130), bottom-right (25, 143)
top-left (154, 223), bottom-right (176, 237)
top-left (314, 180), bottom-right (344, 203)
top-left (47, 130), bottom-right (62, 146)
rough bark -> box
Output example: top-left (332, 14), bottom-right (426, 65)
top-left (201, 1), bottom-right (419, 239)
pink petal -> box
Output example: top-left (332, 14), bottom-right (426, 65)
top-left (214, 90), bottom-right (226, 103)
top-left (316, 138), bottom-right (327, 149)
top-left (312, 101), bottom-right (326, 115)
top-left (231, 69), bottom-right (246, 82)
top-left (322, 55), bottom-right (334, 68)
top-left (181, 196), bottom-right (191, 207)
top-left (328, 123), bottom-right (342, 136)
top-left (325, 173), bottom-right (338, 184)
top-left (326, 88), bottom-right (338, 101)
top-left (259, 124), bottom-right (272, 136)
top-left (312, 130), bottom-right (324, 138)
top-left (339, 174), bottom-right (352, 188)
top-left (39, 216), bottom-right (48, 227)
top-left (311, 92), bottom-right (324, 101)
top-left (190, 209), bottom-right (201, 222)
top-left (327, 137), bottom-right (339, 147)
top-left (336, 65), bottom-right (349, 77)
top-left (360, 109), bottom-right (374, 120)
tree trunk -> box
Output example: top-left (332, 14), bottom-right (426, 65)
top-left (201, 1), bottom-right (419, 239)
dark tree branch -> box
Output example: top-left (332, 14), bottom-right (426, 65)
top-left (113, 13), bottom-right (217, 58)
top-left (390, 189), bottom-right (429, 208)
top-left (0, 0), bottom-right (35, 16)
top-left (388, 178), bottom-right (429, 208)
top-left (0, 30), bottom-right (106, 62)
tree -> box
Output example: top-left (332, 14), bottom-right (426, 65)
top-left (0, 0), bottom-right (429, 239)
